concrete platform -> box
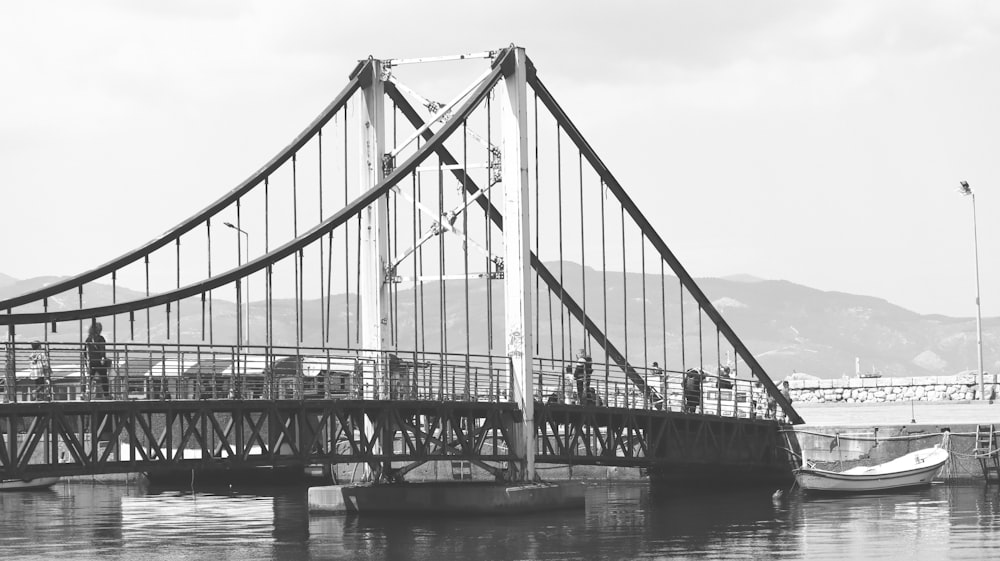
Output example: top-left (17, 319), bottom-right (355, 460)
top-left (308, 481), bottom-right (586, 515)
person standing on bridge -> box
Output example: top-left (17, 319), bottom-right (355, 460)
top-left (85, 322), bottom-right (110, 399)
top-left (683, 369), bottom-right (704, 414)
top-left (778, 380), bottom-right (793, 422)
top-left (28, 340), bottom-right (52, 401)
top-left (651, 362), bottom-right (665, 409)
top-left (572, 349), bottom-right (593, 405)
top-left (765, 386), bottom-right (778, 420)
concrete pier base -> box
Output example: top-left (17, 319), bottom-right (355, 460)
top-left (308, 481), bottom-right (586, 515)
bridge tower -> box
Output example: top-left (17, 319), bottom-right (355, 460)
top-left (500, 47), bottom-right (534, 482)
top-left (358, 58), bottom-right (392, 480)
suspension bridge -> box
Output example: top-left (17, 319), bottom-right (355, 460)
top-left (0, 46), bottom-right (800, 488)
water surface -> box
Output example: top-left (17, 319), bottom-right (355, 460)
top-left (1, 480), bottom-right (997, 560)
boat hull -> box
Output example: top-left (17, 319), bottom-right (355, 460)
top-left (0, 477), bottom-right (60, 491)
top-left (795, 447), bottom-right (948, 493)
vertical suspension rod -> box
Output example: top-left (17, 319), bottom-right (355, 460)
top-left (264, 178), bottom-right (270, 349)
top-left (344, 106), bottom-right (350, 348)
top-left (318, 129), bottom-right (326, 344)
top-left (579, 151), bottom-right (587, 354)
top-left (621, 207), bottom-right (627, 366)
top-left (600, 180), bottom-right (609, 397)
top-left (485, 97), bottom-right (493, 351)
top-left (641, 235), bottom-right (647, 372)
top-left (533, 94), bottom-right (540, 358)
top-left (556, 125), bottom-right (566, 360)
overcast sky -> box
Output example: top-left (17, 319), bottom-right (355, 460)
top-left (2, 1), bottom-right (999, 317)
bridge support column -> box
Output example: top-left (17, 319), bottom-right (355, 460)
top-left (358, 58), bottom-right (391, 481)
top-left (500, 46), bottom-right (534, 482)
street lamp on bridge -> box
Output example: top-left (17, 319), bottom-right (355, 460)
top-left (958, 181), bottom-right (985, 400)
top-left (223, 222), bottom-right (250, 347)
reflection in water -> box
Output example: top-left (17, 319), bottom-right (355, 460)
top-left (3, 481), bottom-right (1000, 560)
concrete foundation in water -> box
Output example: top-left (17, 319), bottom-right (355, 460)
top-left (308, 481), bottom-right (587, 514)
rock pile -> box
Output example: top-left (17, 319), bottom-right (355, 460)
top-left (787, 372), bottom-right (997, 404)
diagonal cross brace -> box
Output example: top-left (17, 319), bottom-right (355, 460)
top-left (387, 84), bottom-right (662, 406)
top-left (388, 185), bottom-right (497, 272)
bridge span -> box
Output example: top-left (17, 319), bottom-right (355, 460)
top-left (2, 46), bottom-right (800, 487)
top-left (1, 342), bottom-right (789, 484)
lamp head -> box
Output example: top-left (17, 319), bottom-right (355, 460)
top-left (959, 181), bottom-right (973, 196)
top-left (223, 222), bottom-right (236, 229)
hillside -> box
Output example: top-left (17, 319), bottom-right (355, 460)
top-left (0, 268), bottom-right (994, 379)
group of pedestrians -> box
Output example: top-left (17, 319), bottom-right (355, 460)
top-left (8, 322), bottom-right (112, 401)
top-left (751, 379), bottom-right (793, 420)
top-left (544, 349), bottom-right (600, 406)
top-left (547, 353), bottom-right (795, 417)
top-left (667, 365), bottom-right (793, 419)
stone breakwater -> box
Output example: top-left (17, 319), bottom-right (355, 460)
top-left (788, 372), bottom-right (998, 404)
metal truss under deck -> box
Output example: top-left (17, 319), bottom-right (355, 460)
top-left (0, 400), bottom-right (519, 480)
top-left (0, 400), bottom-right (786, 481)
top-left (534, 404), bottom-right (785, 470)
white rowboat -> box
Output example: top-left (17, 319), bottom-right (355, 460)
top-left (0, 477), bottom-right (60, 491)
top-left (794, 447), bottom-right (948, 493)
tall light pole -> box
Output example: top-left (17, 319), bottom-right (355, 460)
top-left (959, 181), bottom-right (985, 400)
top-left (224, 222), bottom-right (250, 347)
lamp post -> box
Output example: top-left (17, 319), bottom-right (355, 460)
top-left (224, 222), bottom-right (250, 347)
top-left (958, 181), bottom-right (985, 400)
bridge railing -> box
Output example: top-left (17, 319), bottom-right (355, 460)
top-left (533, 357), bottom-right (782, 420)
top-left (1, 341), bottom-right (511, 404)
top-left (3, 340), bottom-right (785, 420)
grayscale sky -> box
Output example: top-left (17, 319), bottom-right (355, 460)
top-left (2, 1), bottom-right (998, 317)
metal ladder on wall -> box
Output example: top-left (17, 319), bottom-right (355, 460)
top-left (975, 424), bottom-right (1000, 482)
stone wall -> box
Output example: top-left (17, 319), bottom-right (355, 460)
top-left (788, 373), bottom-right (998, 404)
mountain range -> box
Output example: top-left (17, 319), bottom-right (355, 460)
top-left (0, 268), bottom-right (994, 380)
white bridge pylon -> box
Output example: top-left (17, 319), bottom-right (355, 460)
top-left (356, 48), bottom-right (535, 481)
